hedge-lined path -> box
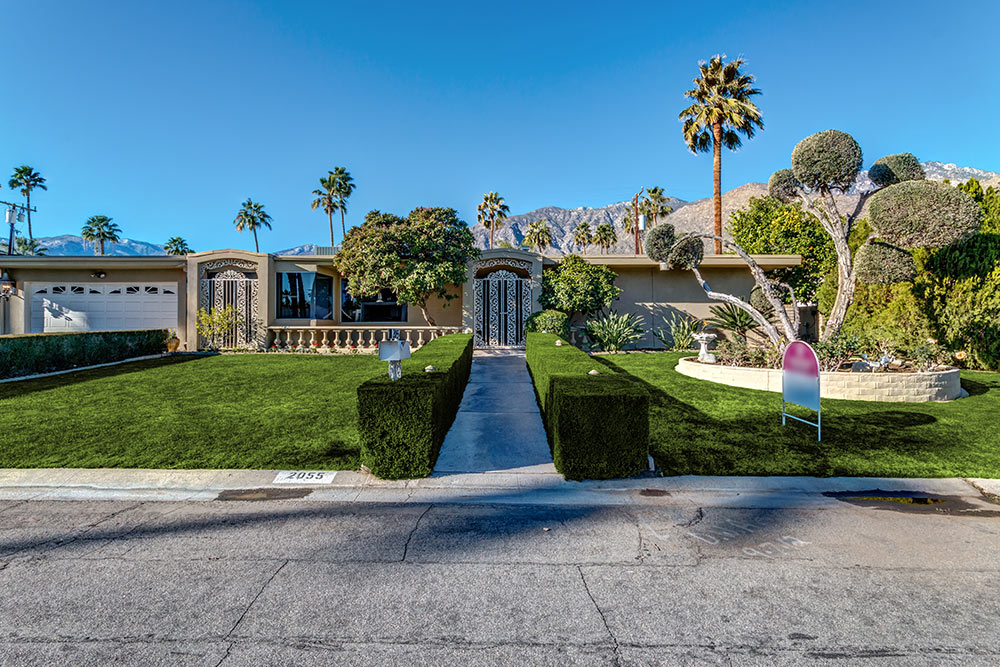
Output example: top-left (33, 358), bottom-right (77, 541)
top-left (433, 350), bottom-right (556, 475)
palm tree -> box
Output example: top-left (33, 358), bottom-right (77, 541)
top-left (477, 191), bottom-right (510, 249)
top-left (679, 56), bottom-right (763, 253)
top-left (233, 199), bottom-right (272, 253)
top-left (81, 215), bottom-right (121, 256)
top-left (573, 221), bottom-right (593, 254)
top-left (522, 219), bottom-right (553, 253)
top-left (163, 237), bottom-right (192, 255)
top-left (14, 236), bottom-right (47, 256)
top-left (8, 166), bottom-right (47, 241)
top-left (642, 186), bottom-right (673, 227)
top-left (311, 172), bottom-right (341, 246)
top-left (330, 167), bottom-right (355, 241)
top-left (595, 222), bottom-right (617, 255)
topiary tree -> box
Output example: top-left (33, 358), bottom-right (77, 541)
top-left (539, 254), bottom-right (622, 319)
top-left (869, 153), bottom-right (925, 188)
top-left (867, 180), bottom-right (981, 248)
top-left (854, 242), bottom-right (917, 284)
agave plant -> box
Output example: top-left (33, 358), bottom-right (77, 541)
top-left (585, 311), bottom-right (645, 353)
top-left (706, 302), bottom-right (759, 344)
top-left (652, 312), bottom-right (701, 351)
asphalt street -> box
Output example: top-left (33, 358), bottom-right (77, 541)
top-left (1, 494), bottom-right (999, 666)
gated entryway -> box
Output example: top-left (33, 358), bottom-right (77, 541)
top-left (199, 260), bottom-right (260, 348)
top-left (473, 268), bottom-right (532, 348)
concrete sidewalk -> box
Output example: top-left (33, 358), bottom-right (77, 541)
top-left (432, 349), bottom-right (555, 475)
top-left (1, 467), bottom-right (998, 511)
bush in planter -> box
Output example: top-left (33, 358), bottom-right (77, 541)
top-left (525, 333), bottom-right (648, 480)
top-left (357, 334), bottom-right (473, 479)
top-left (525, 309), bottom-right (570, 340)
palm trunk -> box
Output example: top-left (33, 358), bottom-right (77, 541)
top-left (489, 217), bottom-right (494, 249)
top-left (99, 239), bottom-right (105, 256)
top-left (712, 122), bottom-right (723, 254)
top-left (253, 229), bottom-right (259, 253)
top-left (26, 192), bottom-right (32, 241)
top-left (340, 207), bottom-right (346, 243)
top-left (329, 211), bottom-right (335, 246)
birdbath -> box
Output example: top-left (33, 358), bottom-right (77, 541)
top-left (693, 331), bottom-right (717, 363)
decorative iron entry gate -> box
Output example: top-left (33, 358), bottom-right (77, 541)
top-left (473, 269), bottom-right (531, 348)
top-left (199, 268), bottom-right (260, 348)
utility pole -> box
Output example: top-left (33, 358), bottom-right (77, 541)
top-left (1, 201), bottom-right (36, 256)
top-left (633, 188), bottom-right (645, 255)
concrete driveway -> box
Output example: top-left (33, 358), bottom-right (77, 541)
top-left (1, 489), bottom-right (999, 665)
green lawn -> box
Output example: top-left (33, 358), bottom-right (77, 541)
top-left (0, 354), bottom-right (382, 469)
top-left (604, 352), bottom-right (1000, 478)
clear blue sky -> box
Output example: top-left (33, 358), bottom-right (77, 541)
top-left (2, 0), bottom-right (998, 252)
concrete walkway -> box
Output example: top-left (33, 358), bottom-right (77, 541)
top-left (432, 350), bottom-right (556, 476)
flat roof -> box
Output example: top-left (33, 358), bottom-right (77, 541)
top-left (577, 253), bottom-right (802, 270)
top-left (0, 255), bottom-right (187, 269)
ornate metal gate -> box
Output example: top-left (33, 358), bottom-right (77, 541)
top-left (199, 265), bottom-right (259, 349)
top-left (473, 269), bottom-right (531, 348)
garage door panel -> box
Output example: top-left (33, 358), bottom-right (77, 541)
top-left (31, 283), bottom-right (178, 334)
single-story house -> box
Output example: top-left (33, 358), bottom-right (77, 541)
top-left (0, 248), bottom-right (802, 350)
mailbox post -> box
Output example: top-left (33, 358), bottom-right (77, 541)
top-left (378, 328), bottom-right (411, 380)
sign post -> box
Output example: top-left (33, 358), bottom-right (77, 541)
top-left (378, 328), bottom-right (411, 380)
top-left (781, 341), bottom-right (821, 441)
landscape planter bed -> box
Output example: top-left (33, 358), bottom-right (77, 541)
top-left (675, 356), bottom-right (963, 403)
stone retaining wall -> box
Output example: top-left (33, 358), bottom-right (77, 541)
top-left (675, 357), bottom-right (963, 402)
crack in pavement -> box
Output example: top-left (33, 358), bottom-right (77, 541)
top-left (401, 505), bottom-right (432, 562)
top-left (675, 507), bottom-right (704, 527)
top-left (577, 565), bottom-right (622, 667)
top-left (223, 560), bottom-right (289, 639)
top-left (213, 640), bottom-right (235, 667)
top-left (963, 478), bottom-right (1000, 505)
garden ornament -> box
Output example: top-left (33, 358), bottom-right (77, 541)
top-left (693, 331), bottom-right (717, 363)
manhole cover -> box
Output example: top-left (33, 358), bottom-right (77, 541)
top-left (217, 487), bottom-right (313, 501)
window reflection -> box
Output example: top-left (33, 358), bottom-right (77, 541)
top-left (341, 285), bottom-right (407, 323)
top-left (277, 272), bottom-right (333, 319)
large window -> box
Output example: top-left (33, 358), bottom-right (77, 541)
top-left (276, 273), bottom-right (334, 320)
top-left (341, 285), bottom-right (407, 323)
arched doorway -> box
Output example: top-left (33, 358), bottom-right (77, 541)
top-left (198, 259), bottom-right (260, 348)
top-left (473, 259), bottom-right (532, 348)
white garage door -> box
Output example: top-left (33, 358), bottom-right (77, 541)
top-left (30, 283), bottom-right (178, 334)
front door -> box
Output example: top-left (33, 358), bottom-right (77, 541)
top-left (473, 269), bottom-right (531, 348)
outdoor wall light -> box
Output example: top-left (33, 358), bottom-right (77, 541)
top-left (0, 270), bottom-right (14, 301)
top-left (91, 270), bottom-right (107, 279)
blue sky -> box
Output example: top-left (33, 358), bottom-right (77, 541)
top-left (2, 0), bottom-right (998, 252)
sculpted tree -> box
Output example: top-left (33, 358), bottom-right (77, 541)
top-left (335, 207), bottom-right (479, 326)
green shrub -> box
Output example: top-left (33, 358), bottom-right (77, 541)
top-left (714, 340), bottom-right (781, 369)
top-left (869, 153), bottom-right (925, 188)
top-left (652, 312), bottom-right (701, 350)
top-left (0, 329), bottom-right (169, 380)
top-left (585, 311), bottom-right (645, 352)
top-left (357, 333), bottom-right (473, 479)
top-left (868, 180), bottom-right (981, 249)
top-left (525, 309), bottom-right (570, 339)
top-left (767, 168), bottom-right (801, 202)
top-left (525, 333), bottom-right (648, 480)
top-left (791, 129), bottom-right (863, 192)
top-left (539, 254), bottom-right (622, 317)
top-left (854, 242), bottom-right (917, 284)
top-left (644, 224), bottom-right (676, 263)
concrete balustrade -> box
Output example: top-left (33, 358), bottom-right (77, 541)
top-left (266, 326), bottom-right (468, 353)
top-left (675, 356), bottom-right (964, 403)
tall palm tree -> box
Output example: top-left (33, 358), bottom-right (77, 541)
top-left (679, 56), bottom-right (763, 253)
top-left (8, 166), bottom-right (47, 241)
top-left (330, 167), bottom-right (355, 241)
top-left (477, 191), bottom-right (510, 249)
top-left (81, 215), bottom-right (121, 256)
top-left (642, 186), bottom-right (673, 227)
top-left (522, 219), bottom-right (553, 253)
top-left (163, 237), bottom-right (192, 255)
top-left (573, 221), bottom-right (593, 255)
top-left (595, 222), bottom-right (617, 255)
top-left (233, 199), bottom-right (272, 253)
top-left (14, 236), bottom-right (47, 256)
top-left (621, 210), bottom-right (645, 253)
top-left (311, 172), bottom-right (341, 246)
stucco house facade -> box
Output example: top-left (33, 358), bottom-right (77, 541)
top-left (0, 248), bottom-right (801, 350)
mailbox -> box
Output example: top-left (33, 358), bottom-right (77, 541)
top-left (378, 339), bottom-right (411, 380)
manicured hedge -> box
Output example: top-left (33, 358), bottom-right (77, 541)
top-left (525, 332), bottom-right (648, 480)
top-left (0, 329), bottom-right (169, 380)
top-left (357, 333), bottom-right (473, 480)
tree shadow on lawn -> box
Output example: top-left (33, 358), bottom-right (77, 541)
top-left (0, 355), bottom-right (208, 402)
top-left (593, 357), bottom-right (989, 477)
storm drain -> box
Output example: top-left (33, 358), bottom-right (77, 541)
top-left (217, 487), bottom-right (313, 501)
top-left (824, 489), bottom-right (1000, 516)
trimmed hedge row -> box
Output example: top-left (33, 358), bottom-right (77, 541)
top-left (525, 333), bottom-right (649, 480)
top-left (0, 329), bottom-right (169, 380)
top-left (357, 333), bottom-right (473, 480)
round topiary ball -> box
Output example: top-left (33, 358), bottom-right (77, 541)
top-left (791, 129), bottom-right (863, 192)
top-left (644, 223), bottom-right (677, 263)
top-left (768, 169), bottom-right (801, 202)
top-left (524, 309), bottom-right (570, 339)
top-left (749, 283), bottom-right (776, 313)
top-left (867, 180), bottom-right (982, 249)
top-left (868, 153), bottom-right (925, 188)
top-left (855, 242), bottom-right (917, 284)
top-left (665, 236), bottom-right (704, 270)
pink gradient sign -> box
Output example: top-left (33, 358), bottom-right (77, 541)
top-left (782, 341), bottom-right (821, 439)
